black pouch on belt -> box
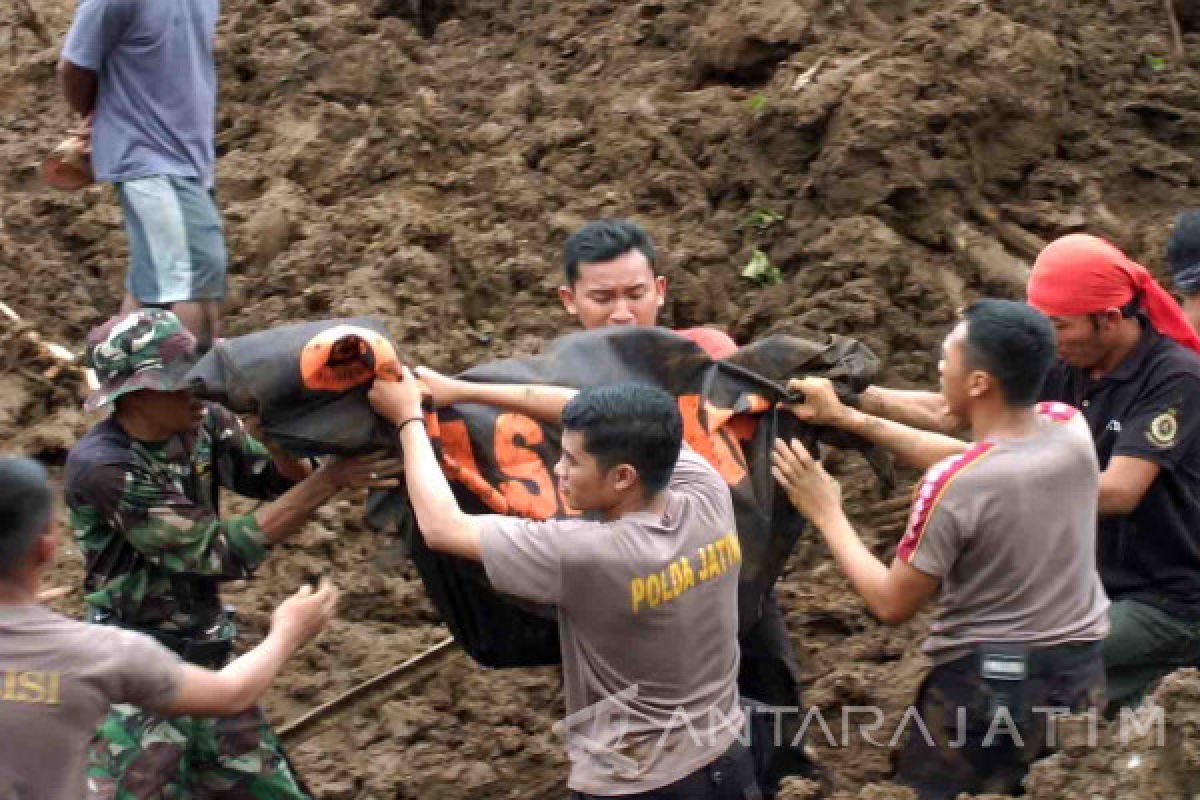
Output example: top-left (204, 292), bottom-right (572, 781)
top-left (977, 642), bottom-right (1030, 725)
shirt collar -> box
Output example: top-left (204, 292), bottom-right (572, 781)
top-left (1100, 321), bottom-right (1159, 385)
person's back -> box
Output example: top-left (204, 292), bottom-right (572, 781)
top-left (904, 403), bottom-right (1110, 663)
top-left (64, 0), bottom-right (218, 187)
top-left (0, 606), bottom-right (181, 800)
top-left (0, 454), bottom-right (338, 800)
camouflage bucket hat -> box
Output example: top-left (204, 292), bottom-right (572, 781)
top-left (84, 310), bottom-right (199, 412)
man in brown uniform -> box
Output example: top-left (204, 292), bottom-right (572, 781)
top-left (369, 372), bottom-right (759, 799)
top-left (773, 299), bottom-right (1109, 799)
top-left (555, 219), bottom-right (809, 793)
top-left (0, 456), bottom-right (338, 800)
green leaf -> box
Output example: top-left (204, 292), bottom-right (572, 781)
top-left (746, 94), bottom-right (769, 112)
top-left (742, 209), bottom-right (783, 230)
top-left (1146, 55), bottom-right (1167, 72)
top-left (742, 249), bottom-right (782, 285)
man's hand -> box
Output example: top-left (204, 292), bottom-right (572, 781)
top-left (166, 580), bottom-right (341, 717)
top-left (368, 366), bottom-right (425, 425)
top-left (772, 438), bottom-right (844, 526)
top-left (271, 579), bottom-right (339, 648)
top-left (315, 452), bottom-right (404, 491)
top-left (414, 366), bottom-right (471, 409)
top-left (36, 587), bottom-right (71, 603)
top-left (784, 377), bottom-right (851, 428)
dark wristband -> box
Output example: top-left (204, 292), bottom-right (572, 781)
top-left (397, 416), bottom-right (424, 433)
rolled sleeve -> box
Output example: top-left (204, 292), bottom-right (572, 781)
top-left (208, 406), bottom-right (297, 501)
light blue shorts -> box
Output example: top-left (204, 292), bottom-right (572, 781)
top-left (116, 175), bottom-right (227, 303)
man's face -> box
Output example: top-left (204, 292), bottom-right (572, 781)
top-left (133, 389), bottom-right (207, 435)
top-left (558, 249), bottom-right (667, 330)
top-left (1047, 312), bottom-right (1115, 370)
top-left (555, 430), bottom-right (625, 512)
top-left (938, 322), bottom-right (974, 417)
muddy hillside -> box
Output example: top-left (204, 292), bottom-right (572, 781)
top-left (3, 0), bottom-right (1200, 797)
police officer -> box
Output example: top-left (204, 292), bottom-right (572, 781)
top-left (857, 234), bottom-right (1200, 713)
top-left (369, 372), bottom-right (760, 799)
top-left (0, 456), bottom-right (339, 800)
top-left (554, 219), bottom-right (811, 792)
top-left (65, 309), bottom-right (399, 799)
top-left (774, 299), bottom-right (1109, 799)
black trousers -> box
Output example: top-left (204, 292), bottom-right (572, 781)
top-left (737, 591), bottom-right (814, 794)
top-left (894, 641), bottom-right (1105, 800)
top-left (571, 742), bottom-right (761, 800)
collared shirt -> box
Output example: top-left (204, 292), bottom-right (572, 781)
top-left (65, 405), bottom-right (294, 633)
top-left (0, 605), bottom-right (182, 800)
top-left (1041, 324), bottom-right (1200, 619)
top-left (898, 405), bottom-right (1109, 664)
top-left (477, 448), bottom-right (744, 796)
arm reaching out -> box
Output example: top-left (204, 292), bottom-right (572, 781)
top-left (368, 367), bottom-right (484, 560)
top-left (771, 439), bottom-right (939, 624)
top-left (165, 581), bottom-right (338, 717)
top-left (253, 454), bottom-right (402, 545)
top-left (415, 366), bottom-right (577, 426)
top-left (858, 386), bottom-right (967, 436)
top-left (787, 378), bottom-right (968, 471)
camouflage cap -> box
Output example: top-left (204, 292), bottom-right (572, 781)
top-left (84, 310), bottom-right (199, 411)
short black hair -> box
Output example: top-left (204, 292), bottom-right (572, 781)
top-left (561, 383), bottom-right (682, 495)
top-left (1167, 210), bottom-right (1200, 295)
top-left (962, 299), bottom-right (1057, 407)
top-left (563, 219), bottom-right (656, 286)
top-left (0, 457), bottom-right (54, 578)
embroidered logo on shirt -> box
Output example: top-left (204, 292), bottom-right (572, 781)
top-left (1147, 410), bottom-right (1179, 448)
top-left (1106, 420), bottom-right (1122, 433)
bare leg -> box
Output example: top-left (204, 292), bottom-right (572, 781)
top-left (169, 300), bottom-right (217, 352)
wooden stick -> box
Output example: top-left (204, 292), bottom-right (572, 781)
top-left (0, 301), bottom-right (99, 391)
top-left (278, 637), bottom-right (458, 744)
top-left (1165, 0), bottom-right (1186, 61)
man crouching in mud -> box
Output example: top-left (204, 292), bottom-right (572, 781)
top-left (773, 299), bottom-right (1109, 799)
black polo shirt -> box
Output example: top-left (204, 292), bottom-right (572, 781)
top-left (1041, 324), bottom-right (1200, 620)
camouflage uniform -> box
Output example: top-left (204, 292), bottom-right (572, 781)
top-left (65, 310), bottom-right (310, 800)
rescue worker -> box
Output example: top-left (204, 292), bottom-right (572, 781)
top-left (369, 372), bottom-right (759, 799)
top-left (0, 455), bottom-right (339, 800)
top-left (65, 309), bottom-right (399, 799)
top-left (1028, 234), bottom-right (1200, 711)
top-left (858, 234), bottom-right (1200, 711)
top-left (555, 218), bottom-right (810, 792)
top-left (774, 299), bottom-right (1109, 799)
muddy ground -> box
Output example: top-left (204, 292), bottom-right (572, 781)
top-left (4, 0), bottom-right (1200, 797)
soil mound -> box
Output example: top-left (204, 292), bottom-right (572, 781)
top-left (2, 0), bottom-right (1198, 795)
